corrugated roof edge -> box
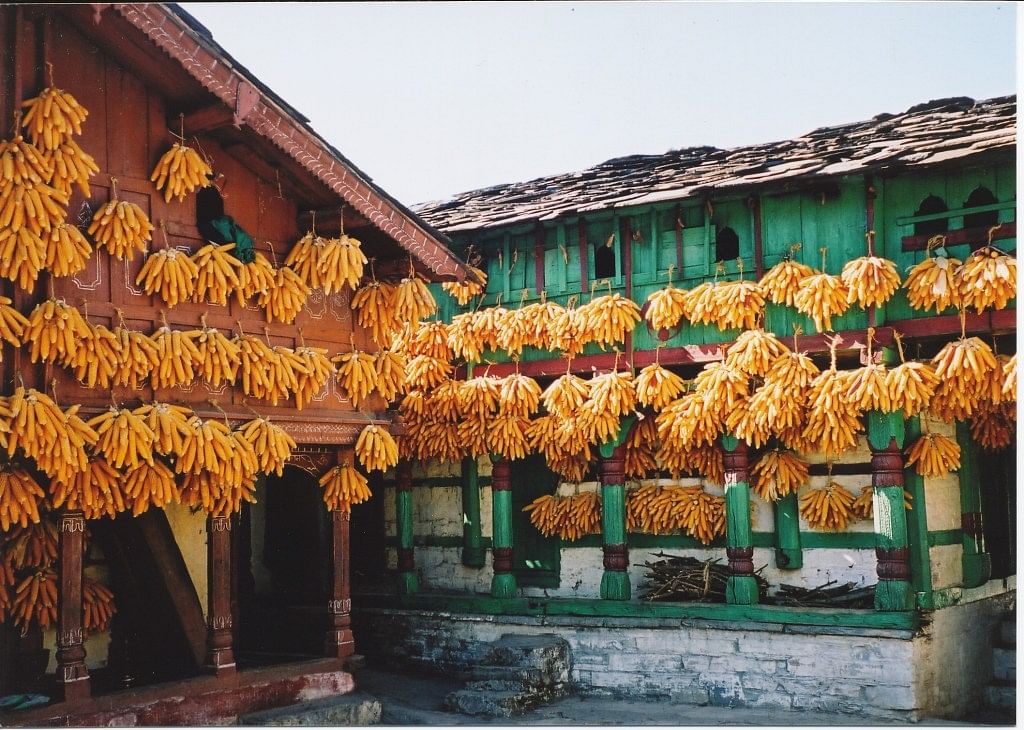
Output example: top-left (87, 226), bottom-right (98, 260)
top-left (159, 3), bottom-right (473, 281)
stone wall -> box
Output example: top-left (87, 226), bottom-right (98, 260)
top-left (353, 582), bottom-right (1014, 721)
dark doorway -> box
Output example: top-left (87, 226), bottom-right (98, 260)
top-left (237, 468), bottom-right (331, 665)
top-left (594, 241), bottom-right (617, 280)
top-left (509, 454), bottom-right (561, 588)
top-left (980, 444), bottom-right (1016, 579)
top-left (715, 226), bottom-right (740, 262)
top-left (350, 474), bottom-right (388, 592)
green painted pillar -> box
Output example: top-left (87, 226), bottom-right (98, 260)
top-left (902, 416), bottom-right (934, 608)
top-left (395, 461), bottom-right (418, 594)
top-left (867, 410), bottom-right (914, 611)
top-left (721, 434), bottom-right (759, 604)
top-left (773, 492), bottom-right (803, 570)
top-left (461, 457), bottom-right (485, 568)
top-left (955, 420), bottom-right (991, 588)
top-left (597, 417), bottom-right (636, 600)
top-left (490, 456), bottom-right (517, 598)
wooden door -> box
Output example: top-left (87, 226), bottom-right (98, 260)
top-left (509, 454), bottom-right (560, 589)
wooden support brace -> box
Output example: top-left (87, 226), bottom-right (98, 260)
top-left (867, 411), bottom-right (914, 611)
top-left (598, 443), bottom-right (630, 601)
top-left (204, 514), bottom-right (236, 676)
top-left (325, 509), bottom-right (355, 659)
top-left (490, 457), bottom-right (517, 598)
top-left (56, 510), bottom-right (90, 702)
top-left (722, 436), bottom-right (759, 605)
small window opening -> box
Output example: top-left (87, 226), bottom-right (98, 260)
top-left (715, 227), bottom-right (739, 262)
top-left (594, 241), bottom-right (616, 279)
top-left (196, 185), bottom-right (224, 228)
top-left (913, 195), bottom-right (949, 237)
top-left (962, 186), bottom-right (999, 230)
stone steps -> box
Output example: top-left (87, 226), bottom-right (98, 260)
top-left (983, 614), bottom-right (1015, 720)
top-left (238, 692), bottom-right (382, 726)
top-left (442, 634), bottom-right (573, 718)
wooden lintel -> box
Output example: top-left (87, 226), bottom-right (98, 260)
top-left (172, 104), bottom-right (234, 137)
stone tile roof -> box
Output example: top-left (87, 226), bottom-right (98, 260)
top-left (416, 96), bottom-right (1016, 234)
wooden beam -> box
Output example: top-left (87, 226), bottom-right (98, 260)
top-left (173, 104), bottom-right (233, 137)
top-left (901, 221), bottom-right (1015, 252)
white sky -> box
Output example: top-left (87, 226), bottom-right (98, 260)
top-left (185, 2), bottom-right (1017, 207)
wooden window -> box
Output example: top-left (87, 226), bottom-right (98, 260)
top-left (594, 240), bottom-right (616, 279)
top-left (913, 195), bottom-right (949, 237)
top-left (715, 226), bottom-right (740, 262)
top-left (962, 186), bottom-right (999, 230)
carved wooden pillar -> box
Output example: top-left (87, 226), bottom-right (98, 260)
top-left (598, 442), bottom-right (630, 600)
top-left (722, 436), bottom-right (758, 604)
top-left (204, 514), bottom-right (235, 676)
top-left (325, 507), bottom-right (355, 659)
top-left (867, 411), bottom-right (914, 611)
top-left (490, 457), bottom-right (516, 598)
top-left (56, 509), bottom-right (90, 702)
top-left (395, 460), bottom-right (418, 594)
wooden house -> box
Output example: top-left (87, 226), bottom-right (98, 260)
top-left (353, 96), bottom-right (1017, 720)
top-left (0, 3), bottom-right (474, 724)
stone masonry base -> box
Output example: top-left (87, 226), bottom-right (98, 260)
top-left (354, 586), bottom-right (1014, 721)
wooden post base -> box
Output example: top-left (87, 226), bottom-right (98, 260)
top-left (397, 571), bottom-right (419, 595)
top-left (726, 576), bottom-right (760, 605)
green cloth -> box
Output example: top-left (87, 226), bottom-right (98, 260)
top-left (201, 215), bottom-right (255, 263)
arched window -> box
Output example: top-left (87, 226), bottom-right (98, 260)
top-left (195, 185), bottom-right (224, 228)
top-left (963, 186), bottom-right (999, 230)
top-left (913, 195), bottom-right (949, 237)
top-left (594, 241), bottom-right (616, 279)
top-left (715, 226), bottom-right (739, 262)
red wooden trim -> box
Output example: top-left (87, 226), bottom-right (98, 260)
top-left (750, 196), bottom-right (764, 279)
top-left (901, 222), bottom-right (1015, 252)
top-left (674, 205), bottom-right (684, 272)
top-left (991, 309), bottom-right (1016, 331)
top-left (56, 510), bottom-right (90, 702)
top-left (204, 515), bottom-right (236, 676)
top-left (325, 508), bottom-right (354, 660)
top-left (578, 217), bottom-right (589, 294)
top-left (534, 224), bottom-right (545, 294)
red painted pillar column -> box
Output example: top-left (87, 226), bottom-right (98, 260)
top-left (56, 509), bottom-right (90, 702)
top-left (204, 514), bottom-right (236, 676)
top-left (325, 508), bottom-right (355, 659)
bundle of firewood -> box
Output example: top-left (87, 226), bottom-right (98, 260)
top-left (637, 553), bottom-right (767, 603)
top-left (768, 581), bottom-right (875, 609)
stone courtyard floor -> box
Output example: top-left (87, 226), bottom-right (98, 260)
top-left (352, 666), bottom-right (1002, 726)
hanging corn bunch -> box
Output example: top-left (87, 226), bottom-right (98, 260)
top-left (409, 320), bottom-right (452, 361)
top-left (904, 244), bottom-right (961, 314)
top-left (541, 367), bottom-right (591, 418)
top-left (50, 457), bottom-right (125, 519)
top-left (495, 296), bottom-right (532, 357)
top-left (763, 327), bottom-right (819, 399)
top-left (712, 261), bottom-right (765, 330)
top-left (548, 451), bottom-right (592, 484)
top-left (122, 459), bottom-right (179, 517)
top-left (457, 414), bottom-right (491, 458)
top-left (82, 579), bottom-right (116, 634)
top-left (685, 281), bottom-right (718, 327)
top-left (0, 467), bottom-right (45, 531)
top-left (0, 133), bottom-right (52, 188)
top-left (981, 353), bottom-right (1011, 406)
top-left (45, 222), bottom-right (92, 278)
top-left (48, 137), bottom-right (99, 197)
top-left (24, 298), bottom-right (91, 364)
top-left (21, 76), bottom-right (88, 149)
top-left (971, 402), bottom-right (1015, 452)
top-left (283, 231), bottom-right (324, 290)
top-left (355, 424), bottom-right (400, 472)
top-left (150, 320), bottom-right (201, 389)
top-left (957, 242), bottom-right (1016, 313)
top-left (0, 224), bottom-right (47, 292)
top-left (1002, 354), bottom-right (1017, 401)
top-left (191, 242), bottom-right (242, 306)
top-left (150, 138), bottom-right (212, 203)
top-left (587, 366), bottom-right (637, 419)
top-left (886, 332), bottom-right (940, 418)
top-left (320, 453), bottom-right (372, 513)
top-left (34, 403), bottom-right (96, 483)
top-left (88, 405), bottom-right (155, 470)
top-left (472, 302), bottom-right (507, 354)
top-left (441, 264), bottom-right (487, 306)
top-left (906, 431), bottom-right (961, 477)
top-left (5, 387), bottom-right (73, 464)
top-left (635, 360), bottom-right (685, 411)
top-left (793, 249), bottom-right (850, 332)
top-left (693, 360), bottom-right (749, 415)
top-left (394, 260), bottom-right (437, 323)
top-left (236, 251), bottom-right (276, 304)
top-left (799, 480), bottom-right (856, 531)
top-left (448, 311), bottom-right (488, 362)
top-left (68, 322), bottom-right (120, 389)
top-left (577, 287), bottom-right (641, 349)
top-left (334, 349), bottom-right (379, 406)
top-left (803, 338), bottom-right (862, 455)
top-left (844, 328), bottom-right (891, 413)
top-left (929, 323), bottom-right (998, 421)
top-left (317, 232), bottom-right (367, 295)
top-left (292, 344), bottom-right (334, 409)
top-left (11, 568), bottom-right (57, 631)
top-left (238, 417), bottom-right (296, 476)
top-left (624, 417), bottom-right (658, 479)
top-left (3, 520), bottom-right (59, 571)
top-left (726, 381), bottom-right (800, 449)
top-left (404, 354), bottom-right (452, 391)
top-left (0, 296), bottom-right (28, 350)
top-left (526, 414), bottom-right (563, 461)
top-left (175, 416), bottom-right (235, 476)
top-left (655, 392), bottom-right (723, 450)
top-left (498, 372), bottom-right (542, 417)
top-left (88, 180), bottom-right (153, 259)
top-left (236, 332), bottom-right (277, 400)
top-left (258, 266), bottom-right (310, 325)
top-left (644, 266), bottom-right (689, 331)
top-left (194, 317), bottom-right (241, 388)
top-left (751, 449), bottom-right (809, 502)
top-left (840, 238), bottom-right (901, 308)
top-left (487, 413), bottom-right (531, 460)
top-left (459, 374), bottom-right (501, 420)
top-left (374, 350), bottom-right (408, 405)
top-left (352, 273), bottom-right (399, 347)
top-left (547, 298), bottom-right (589, 357)
top-left (519, 293), bottom-right (566, 352)
top-left (135, 222), bottom-right (198, 305)
top-left (724, 328), bottom-right (789, 378)
top-left (760, 246), bottom-right (814, 307)
top-left (133, 401), bottom-right (193, 457)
